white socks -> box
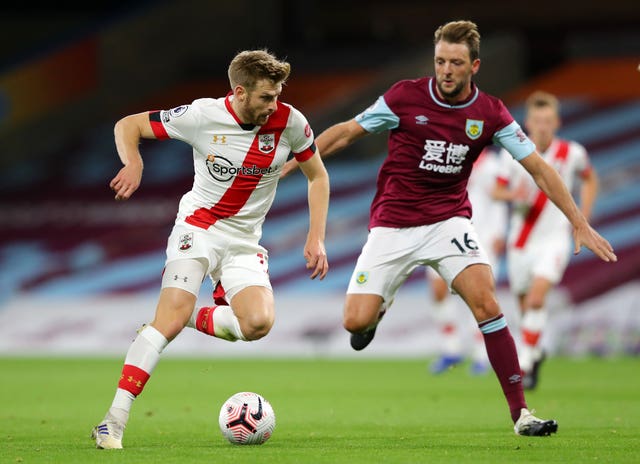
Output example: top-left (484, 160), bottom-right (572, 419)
top-left (109, 325), bottom-right (168, 422)
top-left (519, 309), bottom-right (548, 372)
top-left (432, 297), bottom-right (463, 356)
top-left (188, 305), bottom-right (246, 341)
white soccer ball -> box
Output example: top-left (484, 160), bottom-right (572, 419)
top-left (218, 392), bottom-right (276, 445)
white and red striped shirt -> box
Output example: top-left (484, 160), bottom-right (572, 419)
top-left (150, 95), bottom-right (316, 241)
top-left (497, 139), bottom-right (592, 249)
top-left (468, 148), bottom-right (507, 252)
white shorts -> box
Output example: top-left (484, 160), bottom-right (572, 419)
top-left (162, 223), bottom-right (271, 300)
top-left (426, 223), bottom-right (501, 280)
top-left (506, 238), bottom-right (571, 295)
top-left (347, 217), bottom-right (490, 309)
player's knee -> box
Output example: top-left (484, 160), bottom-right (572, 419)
top-left (343, 311), bottom-right (373, 333)
top-left (151, 318), bottom-right (185, 341)
top-left (343, 297), bottom-right (382, 333)
top-left (153, 297), bottom-right (194, 340)
top-left (527, 294), bottom-right (546, 310)
top-left (470, 296), bottom-right (501, 322)
top-left (240, 309), bottom-right (274, 341)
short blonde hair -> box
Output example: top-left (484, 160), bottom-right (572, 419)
top-left (525, 91), bottom-right (560, 114)
top-left (228, 49), bottom-right (291, 91)
top-left (434, 20), bottom-right (481, 61)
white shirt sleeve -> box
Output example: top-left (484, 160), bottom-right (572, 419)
top-left (287, 106), bottom-right (315, 154)
top-left (159, 100), bottom-right (204, 144)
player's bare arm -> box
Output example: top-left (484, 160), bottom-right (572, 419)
top-left (280, 119), bottom-right (369, 179)
top-left (110, 112), bottom-right (156, 201)
top-left (299, 152), bottom-right (330, 280)
top-left (580, 167), bottom-right (599, 221)
top-left (519, 152), bottom-right (617, 262)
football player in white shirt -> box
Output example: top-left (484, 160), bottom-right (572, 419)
top-left (493, 91), bottom-right (599, 390)
top-left (92, 49), bottom-right (330, 449)
top-left (429, 148), bottom-right (507, 375)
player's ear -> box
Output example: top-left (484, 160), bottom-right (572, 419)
top-left (234, 84), bottom-right (247, 101)
top-left (471, 59), bottom-right (481, 75)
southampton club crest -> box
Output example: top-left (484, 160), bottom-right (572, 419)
top-left (465, 119), bottom-right (484, 140)
top-left (258, 134), bottom-right (275, 153)
top-left (179, 232), bottom-right (193, 251)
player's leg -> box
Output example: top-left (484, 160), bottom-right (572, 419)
top-left (344, 227), bottom-right (417, 351)
top-left (428, 271), bottom-right (464, 373)
top-left (93, 259), bottom-right (205, 449)
top-left (515, 241), bottom-right (569, 389)
top-left (520, 276), bottom-right (553, 389)
top-left (343, 293), bottom-right (385, 350)
top-left (227, 285), bottom-right (275, 340)
top-left (452, 264), bottom-right (557, 435)
top-left (189, 244), bottom-right (273, 341)
top-left (469, 237), bottom-right (503, 375)
top-left (456, 268), bottom-right (559, 436)
top-left (452, 263), bottom-right (525, 418)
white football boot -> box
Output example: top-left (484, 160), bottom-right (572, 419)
top-left (91, 412), bottom-right (125, 449)
top-left (514, 408), bottom-right (558, 436)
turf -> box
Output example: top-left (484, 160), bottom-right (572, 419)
top-left (1, 356), bottom-right (638, 463)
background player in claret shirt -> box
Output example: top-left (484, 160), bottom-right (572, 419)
top-left (428, 147), bottom-right (507, 376)
top-left (282, 20), bottom-right (616, 436)
top-left (92, 49), bottom-right (330, 449)
top-left (493, 91), bottom-right (599, 390)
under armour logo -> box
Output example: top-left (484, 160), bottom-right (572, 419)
top-left (173, 275), bottom-right (188, 283)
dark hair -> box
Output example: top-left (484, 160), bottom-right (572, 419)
top-left (228, 49), bottom-right (291, 91)
top-left (434, 20), bottom-right (481, 61)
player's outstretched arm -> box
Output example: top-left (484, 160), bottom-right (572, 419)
top-left (579, 165), bottom-right (599, 222)
top-left (110, 112), bottom-right (156, 201)
top-left (279, 119), bottom-right (369, 179)
top-left (519, 152), bottom-right (617, 262)
top-left (299, 151), bottom-right (330, 280)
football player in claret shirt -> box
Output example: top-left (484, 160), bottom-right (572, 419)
top-left (281, 20), bottom-right (616, 436)
top-left (92, 49), bottom-right (330, 449)
top-left (493, 91), bottom-right (599, 391)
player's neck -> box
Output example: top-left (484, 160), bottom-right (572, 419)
top-left (435, 83), bottom-right (473, 105)
top-left (534, 137), bottom-right (555, 154)
top-left (230, 99), bottom-right (249, 124)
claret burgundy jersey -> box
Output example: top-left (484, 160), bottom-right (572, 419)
top-left (355, 77), bottom-right (535, 229)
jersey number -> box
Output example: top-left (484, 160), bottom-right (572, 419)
top-left (451, 233), bottom-right (478, 253)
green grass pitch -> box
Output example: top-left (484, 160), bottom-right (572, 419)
top-left (1, 356), bottom-right (638, 463)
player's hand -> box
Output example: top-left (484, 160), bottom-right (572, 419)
top-left (573, 224), bottom-right (617, 262)
top-left (304, 240), bottom-right (329, 280)
top-left (280, 159), bottom-right (299, 179)
top-left (110, 163), bottom-right (143, 200)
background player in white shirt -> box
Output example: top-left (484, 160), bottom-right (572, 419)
top-left (92, 49), bottom-right (330, 449)
top-left (494, 91), bottom-right (599, 390)
top-left (429, 147), bottom-right (507, 375)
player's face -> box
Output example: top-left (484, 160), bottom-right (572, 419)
top-left (236, 79), bottom-right (282, 126)
top-left (434, 41), bottom-right (480, 103)
top-left (525, 106), bottom-right (560, 148)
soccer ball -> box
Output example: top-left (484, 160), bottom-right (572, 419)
top-left (218, 392), bottom-right (276, 445)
